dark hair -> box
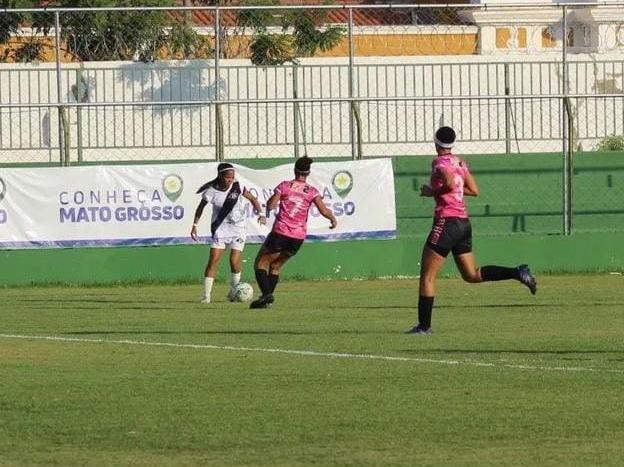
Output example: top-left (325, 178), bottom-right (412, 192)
top-left (217, 162), bottom-right (234, 174)
top-left (294, 156), bottom-right (313, 175)
top-left (434, 126), bottom-right (456, 148)
top-left (196, 163), bottom-right (235, 193)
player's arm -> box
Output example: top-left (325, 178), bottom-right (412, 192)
top-left (463, 170), bottom-right (479, 197)
top-left (191, 199), bottom-right (208, 241)
top-left (312, 195), bottom-right (337, 229)
top-left (420, 168), bottom-right (454, 197)
top-left (266, 192), bottom-right (280, 216)
top-left (242, 188), bottom-right (267, 225)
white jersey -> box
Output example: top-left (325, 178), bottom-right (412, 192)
top-left (201, 183), bottom-right (247, 239)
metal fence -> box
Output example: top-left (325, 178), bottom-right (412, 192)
top-left (1, 3), bottom-right (624, 235)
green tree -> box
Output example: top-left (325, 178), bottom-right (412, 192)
top-left (50, 0), bottom-right (208, 62)
top-left (230, 0), bottom-right (345, 65)
top-left (0, 0), bottom-right (208, 62)
top-left (0, 0), bottom-right (52, 62)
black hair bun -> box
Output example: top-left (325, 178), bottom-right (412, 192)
top-left (295, 157), bottom-right (313, 172)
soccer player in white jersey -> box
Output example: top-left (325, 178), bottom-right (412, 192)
top-left (191, 163), bottom-right (266, 303)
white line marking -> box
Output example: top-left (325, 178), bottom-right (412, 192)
top-left (1, 333), bottom-right (622, 375)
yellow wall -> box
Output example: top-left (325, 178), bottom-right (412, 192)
top-left (495, 27), bottom-right (527, 49)
top-left (318, 34), bottom-right (478, 57)
top-left (541, 28), bottom-right (557, 49)
top-left (1, 32), bottom-right (479, 63)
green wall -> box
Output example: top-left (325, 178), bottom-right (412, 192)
top-left (1, 153), bottom-right (623, 286)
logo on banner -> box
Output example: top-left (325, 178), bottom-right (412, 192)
top-left (332, 170), bottom-right (353, 198)
top-left (162, 174), bottom-right (184, 202)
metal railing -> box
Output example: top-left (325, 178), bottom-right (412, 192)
top-left (2, 3), bottom-right (624, 235)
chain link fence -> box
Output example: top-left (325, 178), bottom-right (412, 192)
top-left (1, 3), bottom-right (624, 235)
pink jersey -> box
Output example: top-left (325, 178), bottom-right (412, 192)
top-left (272, 179), bottom-right (320, 240)
top-left (431, 154), bottom-right (470, 218)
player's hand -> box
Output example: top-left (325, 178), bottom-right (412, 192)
top-left (190, 224), bottom-right (199, 241)
top-left (329, 218), bottom-right (337, 230)
top-left (257, 215), bottom-right (267, 225)
top-left (420, 184), bottom-right (433, 197)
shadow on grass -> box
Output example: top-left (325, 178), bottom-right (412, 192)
top-left (405, 349), bottom-right (624, 355)
top-left (63, 330), bottom-right (311, 336)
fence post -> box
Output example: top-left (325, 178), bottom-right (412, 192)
top-left (565, 97), bottom-right (574, 233)
top-left (504, 63), bottom-right (511, 154)
top-left (54, 11), bottom-right (66, 166)
top-left (293, 64), bottom-right (300, 159)
top-left (214, 7), bottom-right (224, 162)
top-left (75, 68), bottom-right (85, 164)
top-left (347, 8), bottom-right (362, 160)
top-left (562, 5), bottom-right (572, 235)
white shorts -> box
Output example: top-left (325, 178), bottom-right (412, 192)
top-left (210, 235), bottom-right (246, 251)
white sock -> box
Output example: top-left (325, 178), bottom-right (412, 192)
top-left (230, 272), bottom-right (241, 289)
top-left (203, 277), bottom-right (214, 300)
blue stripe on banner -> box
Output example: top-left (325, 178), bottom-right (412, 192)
top-left (0, 230), bottom-right (397, 250)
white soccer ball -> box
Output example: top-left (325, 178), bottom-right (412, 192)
top-left (232, 282), bottom-right (254, 302)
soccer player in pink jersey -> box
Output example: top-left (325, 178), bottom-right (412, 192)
top-left (406, 126), bottom-right (537, 335)
top-left (250, 156), bottom-right (337, 309)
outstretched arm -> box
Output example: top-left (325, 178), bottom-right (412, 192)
top-left (242, 188), bottom-right (267, 225)
top-left (312, 196), bottom-right (337, 229)
top-left (190, 199), bottom-right (208, 241)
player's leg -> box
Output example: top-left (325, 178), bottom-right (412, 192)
top-left (479, 263), bottom-right (537, 294)
top-left (251, 236), bottom-right (281, 308)
top-left (265, 252), bottom-right (293, 300)
top-left (226, 237), bottom-right (245, 301)
top-left (453, 218), bottom-right (536, 293)
top-left (408, 217), bottom-right (453, 335)
top-left (202, 246), bottom-right (224, 303)
top-left (453, 252), bottom-right (482, 283)
top-left (407, 245), bottom-right (447, 334)
top-left (253, 246), bottom-right (280, 295)
top-left (455, 252), bottom-right (538, 294)
top-left (264, 236), bottom-right (302, 303)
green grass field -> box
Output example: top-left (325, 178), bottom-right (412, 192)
top-left (1, 275), bottom-right (623, 466)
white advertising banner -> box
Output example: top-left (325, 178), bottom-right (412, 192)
top-left (0, 159), bottom-right (396, 249)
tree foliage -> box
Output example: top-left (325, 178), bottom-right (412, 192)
top-left (0, 0), bottom-right (52, 62)
top-left (235, 0), bottom-right (346, 66)
top-left (0, 0), bottom-right (208, 62)
top-left (0, 0), bottom-right (344, 64)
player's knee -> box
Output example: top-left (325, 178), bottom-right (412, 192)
top-left (461, 271), bottom-right (481, 283)
top-left (254, 255), bottom-right (268, 269)
top-left (269, 262), bottom-right (282, 275)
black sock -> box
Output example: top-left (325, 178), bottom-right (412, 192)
top-left (254, 269), bottom-right (270, 296)
top-left (480, 265), bottom-right (519, 282)
top-left (418, 295), bottom-right (434, 329)
top-left (268, 274), bottom-right (279, 295)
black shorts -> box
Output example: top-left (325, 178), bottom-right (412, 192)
top-left (263, 231), bottom-right (304, 257)
top-left (426, 217), bottom-right (472, 258)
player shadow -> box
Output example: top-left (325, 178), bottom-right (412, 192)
top-left (436, 302), bottom-right (624, 309)
top-left (404, 348), bottom-right (624, 356)
top-left (16, 298), bottom-right (165, 304)
top-left (64, 330), bottom-right (310, 336)
top-left (437, 303), bottom-right (555, 309)
top-left (343, 304), bottom-right (552, 310)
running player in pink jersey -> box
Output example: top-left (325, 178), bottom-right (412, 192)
top-left (406, 126), bottom-right (537, 335)
top-left (250, 156), bottom-right (337, 309)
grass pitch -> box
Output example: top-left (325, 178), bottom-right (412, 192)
top-left (1, 275), bottom-right (623, 466)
